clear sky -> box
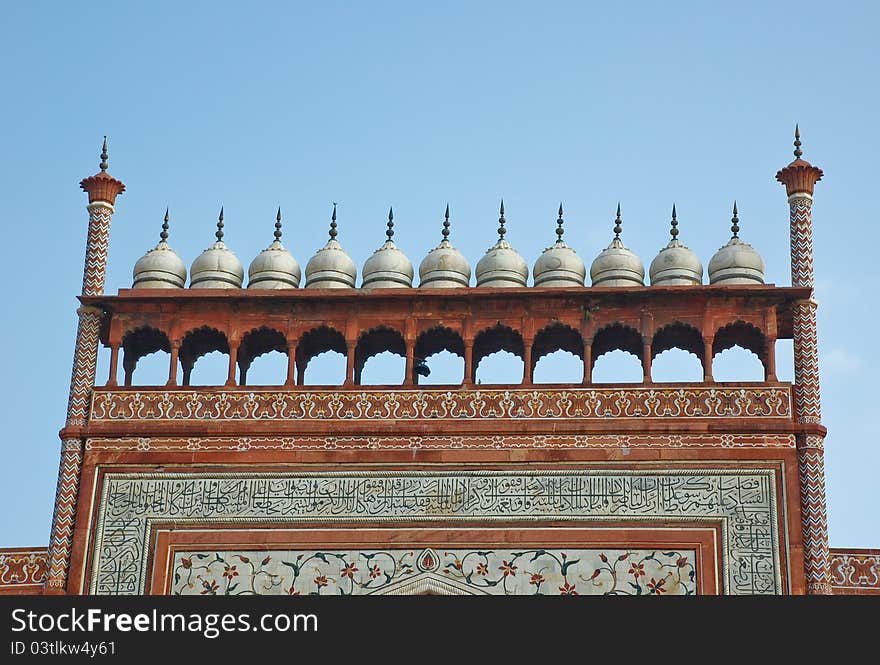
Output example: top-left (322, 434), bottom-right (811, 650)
top-left (0, 1), bottom-right (877, 548)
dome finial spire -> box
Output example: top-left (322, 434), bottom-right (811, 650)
top-left (386, 206), bottom-right (395, 240)
top-left (731, 200), bottom-right (739, 238)
top-left (160, 207), bottom-right (170, 242)
top-left (794, 124), bottom-right (803, 159)
top-left (498, 199), bottom-right (506, 240)
top-left (216, 207), bottom-right (224, 242)
top-left (556, 202), bottom-right (565, 242)
top-left (99, 136), bottom-right (109, 172)
top-left (274, 207), bottom-right (283, 242)
top-left (329, 202), bottom-right (338, 240)
top-left (614, 203), bottom-right (623, 240)
top-left (670, 204), bottom-right (679, 240)
top-left (442, 203), bottom-right (451, 241)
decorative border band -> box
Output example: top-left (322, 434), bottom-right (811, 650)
top-left (89, 386), bottom-right (792, 423)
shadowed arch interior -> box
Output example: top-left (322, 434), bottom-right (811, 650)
top-left (355, 326), bottom-right (406, 381)
top-left (713, 321), bottom-right (766, 363)
top-left (532, 322), bottom-right (584, 370)
top-left (238, 327), bottom-right (288, 385)
top-left (591, 323), bottom-right (642, 369)
top-left (651, 322), bottom-right (704, 361)
top-left (179, 326), bottom-right (230, 386)
top-left (121, 326), bottom-right (171, 385)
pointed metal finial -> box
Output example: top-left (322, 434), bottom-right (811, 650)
top-left (498, 199), bottom-right (506, 239)
top-left (160, 207), bottom-right (170, 242)
top-left (670, 204), bottom-right (679, 240)
top-left (386, 206), bottom-right (395, 240)
top-left (216, 207), bottom-right (225, 242)
top-left (442, 203), bottom-right (451, 241)
top-left (329, 203), bottom-right (338, 240)
top-left (99, 136), bottom-right (109, 172)
top-left (556, 202), bottom-right (565, 241)
top-left (274, 207), bottom-right (283, 242)
top-left (731, 200), bottom-right (740, 238)
top-left (794, 124), bottom-right (803, 159)
top-left (613, 203), bottom-right (622, 239)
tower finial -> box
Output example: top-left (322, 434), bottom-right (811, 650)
top-left (160, 207), bottom-right (170, 242)
top-left (216, 207), bottom-right (225, 242)
top-left (614, 203), bottom-right (622, 240)
top-left (670, 204), bottom-right (679, 240)
top-left (731, 200), bottom-right (740, 238)
top-left (498, 199), bottom-right (506, 240)
top-left (329, 203), bottom-right (338, 240)
top-left (99, 136), bottom-right (108, 172)
top-left (274, 206), bottom-right (283, 242)
top-left (386, 206), bottom-right (395, 240)
top-left (556, 202), bottom-right (565, 241)
top-left (442, 203), bottom-right (451, 241)
top-left (794, 124), bottom-right (803, 159)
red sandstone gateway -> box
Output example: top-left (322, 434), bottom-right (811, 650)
top-left (2, 131), bottom-right (875, 596)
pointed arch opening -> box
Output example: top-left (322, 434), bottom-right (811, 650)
top-left (713, 321), bottom-right (767, 382)
top-left (532, 322), bottom-right (584, 384)
top-left (414, 326), bottom-right (465, 385)
top-left (238, 326), bottom-right (288, 386)
top-left (297, 326), bottom-right (347, 386)
top-left (473, 324), bottom-right (525, 384)
top-left (121, 326), bottom-right (171, 386)
top-left (356, 326), bottom-right (406, 385)
top-left (179, 326), bottom-right (229, 386)
top-left (651, 322), bottom-right (704, 382)
top-left (591, 323), bottom-right (643, 383)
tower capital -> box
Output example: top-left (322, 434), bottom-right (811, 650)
top-left (79, 137), bottom-right (125, 205)
top-left (775, 126), bottom-right (823, 197)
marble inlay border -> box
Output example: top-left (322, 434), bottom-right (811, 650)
top-left (89, 469), bottom-right (781, 595)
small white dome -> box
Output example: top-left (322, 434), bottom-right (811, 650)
top-left (532, 206), bottom-right (585, 287)
top-left (418, 206), bottom-right (471, 288)
top-left (361, 209), bottom-right (414, 289)
top-left (248, 242), bottom-right (301, 289)
top-left (590, 207), bottom-right (644, 287)
top-left (304, 205), bottom-right (357, 289)
top-left (475, 203), bottom-right (528, 288)
top-left (649, 207), bottom-right (703, 286)
top-left (132, 210), bottom-right (186, 289)
top-left (708, 204), bottom-right (765, 285)
top-left (247, 210), bottom-right (301, 289)
top-left (591, 239), bottom-right (645, 287)
top-left (190, 209), bottom-right (244, 288)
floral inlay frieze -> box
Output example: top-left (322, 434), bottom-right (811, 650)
top-left (171, 547), bottom-right (697, 596)
top-left (90, 386), bottom-right (791, 423)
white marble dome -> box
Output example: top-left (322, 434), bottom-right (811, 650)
top-left (247, 209), bottom-right (301, 289)
top-left (475, 203), bottom-right (528, 288)
top-left (190, 209), bottom-right (244, 289)
top-left (362, 209), bottom-right (414, 289)
top-left (708, 204), bottom-right (765, 285)
top-left (590, 206), bottom-right (645, 287)
top-left (304, 205), bottom-right (357, 289)
top-left (532, 206), bottom-right (585, 287)
top-left (418, 206), bottom-right (471, 288)
top-left (132, 210), bottom-right (187, 289)
top-left (649, 207), bottom-right (703, 286)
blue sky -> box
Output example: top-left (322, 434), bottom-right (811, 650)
top-left (0, 1), bottom-right (877, 547)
